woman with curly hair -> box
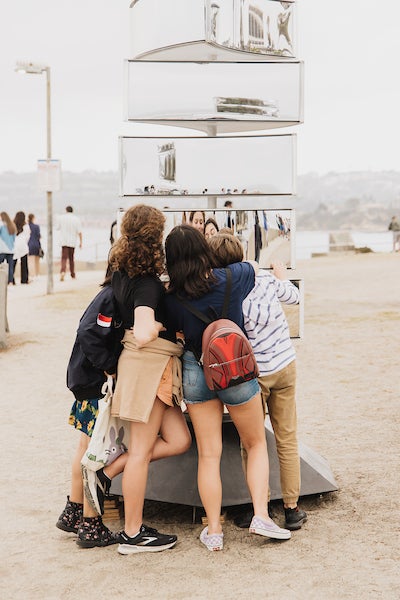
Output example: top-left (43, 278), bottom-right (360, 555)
top-left (107, 205), bottom-right (191, 555)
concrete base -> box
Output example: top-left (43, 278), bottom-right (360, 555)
top-left (109, 415), bottom-right (338, 507)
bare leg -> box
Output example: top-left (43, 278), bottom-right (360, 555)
top-left (152, 405), bottom-right (191, 460)
top-left (187, 400), bottom-right (223, 535)
top-left (103, 406), bottom-right (191, 480)
top-left (70, 432), bottom-right (89, 504)
top-left (227, 393), bottom-right (270, 522)
top-left (122, 397), bottom-right (166, 536)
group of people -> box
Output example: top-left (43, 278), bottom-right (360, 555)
top-left (0, 211), bottom-right (42, 285)
top-left (57, 203), bottom-right (306, 555)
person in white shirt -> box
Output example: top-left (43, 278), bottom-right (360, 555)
top-left (58, 206), bottom-right (82, 281)
top-left (208, 232), bottom-right (307, 532)
top-left (13, 211), bottom-right (31, 285)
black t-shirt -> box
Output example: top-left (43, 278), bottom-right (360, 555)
top-left (111, 270), bottom-right (175, 342)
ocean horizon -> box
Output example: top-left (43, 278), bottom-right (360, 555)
top-left (37, 226), bottom-right (394, 264)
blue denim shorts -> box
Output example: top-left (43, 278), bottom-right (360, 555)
top-left (182, 351), bottom-right (260, 406)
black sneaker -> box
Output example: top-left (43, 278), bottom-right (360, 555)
top-left (76, 516), bottom-right (119, 548)
top-left (81, 466), bottom-right (110, 515)
top-left (284, 506), bottom-right (307, 530)
top-left (56, 496), bottom-right (83, 533)
top-left (117, 525), bottom-right (177, 555)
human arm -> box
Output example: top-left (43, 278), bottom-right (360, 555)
top-left (132, 306), bottom-right (166, 348)
top-left (271, 261), bottom-right (299, 305)
top-left (78, 232), bottom-right (82, 249)
top-left (76, 291), bottom-right (122, 373)
top-left (245, 259), bottom-right (259, 276)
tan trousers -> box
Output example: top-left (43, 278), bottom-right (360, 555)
top-left (242, 360), bottom-right (300, 505)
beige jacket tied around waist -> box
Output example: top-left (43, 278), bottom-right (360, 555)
top-left (111, 331), bottom-right (183, 423)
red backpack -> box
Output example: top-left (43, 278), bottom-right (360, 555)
top-left (179, 268), bottom-right (259, 391)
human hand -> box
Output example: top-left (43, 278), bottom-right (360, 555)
top-left (271, 260), bottom-right (287, 280)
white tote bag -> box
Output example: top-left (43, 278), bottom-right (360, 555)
top-left (81, 376), bottom-right (129, 471)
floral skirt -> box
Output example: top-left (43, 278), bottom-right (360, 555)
top-left (69, 399), bottom-right (99, 437)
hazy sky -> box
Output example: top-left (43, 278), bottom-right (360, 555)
top-left (1, 0), bottom-right (399, 175)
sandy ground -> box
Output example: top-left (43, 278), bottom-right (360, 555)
top-left (1, 252), bottom-right (399, 600)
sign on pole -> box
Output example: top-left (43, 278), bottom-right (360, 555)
top-left (37, 159), bottom-right (62, 192)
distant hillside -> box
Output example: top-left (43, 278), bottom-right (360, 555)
top-left (296, 171), bottom-right (400, 230)
top-left (1, 170), bottom-right (399, 231)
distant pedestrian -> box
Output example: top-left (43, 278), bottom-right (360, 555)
top-left (388, 216), bottom-right (400, 252)
top-left (13, 211), bottom-right (30, 285)
top-left (0, 211), bottom-right (16, 284)
top-left (58, 206), bottom-right (82, 281)
top-left (28, 214), bottom-right (42, 279)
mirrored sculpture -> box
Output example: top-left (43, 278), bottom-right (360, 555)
top-left (119, 134), bottom-right (296, 196)
top-left (130, 0), bottom-right (297, 61)
top-left (125, 60), bottom-right (303, 133)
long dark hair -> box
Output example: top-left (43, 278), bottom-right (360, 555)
top-left (14, 211), bottom-right (26, 235)
top-left (165, 224), bottom-right (216, 298)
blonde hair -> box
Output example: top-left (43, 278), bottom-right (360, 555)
top-left (208, 232), bottom-right (244, 267)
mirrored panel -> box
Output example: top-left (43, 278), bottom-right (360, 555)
top-left (116, 207), bottom-right (295, 269)
top-left (119, 135), bottom-right (296, 196)
top-left (125, 60), bottom-right (303, 133)
top-left (130, 0), bottom-right (297, 61)
top-left (281, 278), bottom-right (303, 338)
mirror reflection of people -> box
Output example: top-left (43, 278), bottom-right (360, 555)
top-left (204, 218), bottom-right (219, 240)
top-left (188, 211), bottom-right (205, 233)
top-left (224, 200), bottom-right (234, 230)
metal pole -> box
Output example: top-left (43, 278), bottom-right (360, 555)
top-left (45, 67), bottom-right (54, 294)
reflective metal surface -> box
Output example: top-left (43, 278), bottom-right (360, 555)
top-left (109, 417), bottom-right (337, 506)
top-left (119, 134), bottom-right (296, 196)
top-left (125, 60), bottom-right (303, 133)
top-left (130, 0), bottom-right (297, 61)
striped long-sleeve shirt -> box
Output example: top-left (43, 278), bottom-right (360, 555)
top-left (243, 271), bottom-right (299, 376)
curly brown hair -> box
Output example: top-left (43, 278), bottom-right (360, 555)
top-left (109, 205), bottom-right (166, 278)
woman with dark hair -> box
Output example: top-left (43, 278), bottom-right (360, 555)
top-left (0, 211), bottom-right (16, 284)
top-left (108, 205), bottom-right (191, 555)
top-left (27, 213), bottom-right (42, 279)
top-left (13, 211), bottom-right (30, 284)
top-left (204, 217), bottom-right (219, 240)
top-left (165, 225), bottom-right (290, 551)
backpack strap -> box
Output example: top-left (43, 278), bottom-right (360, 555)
top-left (177, 267), bottom-right (232, 323)
top-left (221, 267), bottom-right (232, 319)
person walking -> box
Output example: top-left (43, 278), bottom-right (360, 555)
top-left (0, 212), bottom-right (16, 284)
top-left (58, 206), bottom-right (82, 281)
top-left (388, 216), bottom-right (400, 252)
top-left (27, 214), bottom-right (42, 279)
top-left (13, 211), bottom-right (30, 285)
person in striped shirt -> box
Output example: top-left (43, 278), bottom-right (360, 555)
top-left (208, 233), bottom-right (307, 531)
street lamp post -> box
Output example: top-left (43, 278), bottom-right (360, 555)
top-left (15, 61), bottom-right (54, 294)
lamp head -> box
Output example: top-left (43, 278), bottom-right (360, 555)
top-left (15, 61), bottom-right (48, 74)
